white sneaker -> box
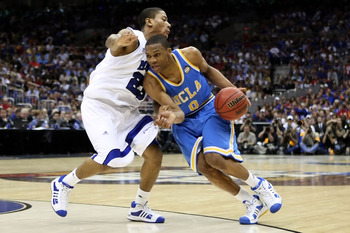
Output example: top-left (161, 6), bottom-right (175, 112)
top-left (252, 177), bottom-right (282, 213)
top-left (239, 195), bottom-right (268, 224)
top-left (50, 175), bottom-right (73, 217)
top-left (127, 201), bottom-right (165, 223)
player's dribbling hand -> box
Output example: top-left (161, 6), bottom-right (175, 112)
top-left (238, 87), bottom-right (251, 106)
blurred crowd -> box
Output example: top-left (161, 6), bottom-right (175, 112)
top-left (236, 83), bottom-right (350, 155)
top-left (0, 1), bottom-right (350, 154)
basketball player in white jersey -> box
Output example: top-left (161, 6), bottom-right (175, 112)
top-left (50, 7), bottom-right (171, 223)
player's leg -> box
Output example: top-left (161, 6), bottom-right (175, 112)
top-left (204, 152), bottom-right (282, 214)
top-left (197, 152), bottom-right (267, 224)
top-left (202, 115), bottom-right (282, 214)
top-left (51, 98), bottom-right (129, 217)
top-left (139, 143), bottom-right (163, 192)
top-left (197, 151), bottom-right (240, 195)
top-left (172, 116), bottom-right (267, 224)
top-left (127, 116), bottom-right (165, 223)
top-left (51, 157), bottom-right (109, 217)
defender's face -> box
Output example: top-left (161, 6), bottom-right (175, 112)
top-left (146, 44), bottom-right (171, 73)
top-left (150, 11), bottom-right (171, 38)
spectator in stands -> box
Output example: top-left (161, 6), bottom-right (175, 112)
top-left (239, 117), bottom-right (256, 133)
top-left (28, 109), bottom-right (49, 129)
top-left (251, 107), bottom-right (261, 121)
top-left (68, 77), bottom-right (82, 95)
top-left (48, 110), bottom-right (61, 129)
top-left (41, 108), bottom-right (49, 123)
top-left (237, 124), bottom-right (257, 154)
top-left (314, 115), bottom-right (327, 137)
top-left (272, 117), bottom-right (285, 149)
top-left (256, 108), bottom-right (270, 122)
top-left (1, 97), bottom-right (13, 110)
top-left (272, 96), bottom-right (282, 111)
top-left (71, 111), bottom-right (84, 130)
top-left (0, 108), bottom-right (13, 128)
top-left (336, 103), bottom-right (348, 118)
top-left (13, 107), bottom-right (30, 129)
top-left (282, 127), bottom-right (299, 155)
top-left (59, 111), bottom-right (73, 129)
top-left (254, 125), bottom-right (278, 154)
top-left (322, 119), bottom-right (338, 154)
top-left (294, 102), bottom-right (309, 120)
top-left (334, 118), bottom-right (347, 154)
top-left (61, 93), bottom-right (70, 105)
top-left (303, 115), bottom-right (315, 132)
top-left (300, 124), bottom-right (324, 155)
top-left (342, 120), bottom-right (350, 154)
top-left (283, 115), bottom-right (297, 130)
top-left (344, 59), bottom-right (350, 80)
top-left (59, 79), bottom-right (70, 92)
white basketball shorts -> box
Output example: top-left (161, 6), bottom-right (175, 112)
top-left (81, 97), bottom-right (159, 167)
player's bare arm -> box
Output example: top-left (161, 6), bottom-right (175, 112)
top-left (143, 74), bottom-right (185, 128)
top-left (182, 47), bottom-right (234, 89)
top-left (105, 28), bottom-right (139, 56)
top-left (182, 46), bottom-right (250, 105)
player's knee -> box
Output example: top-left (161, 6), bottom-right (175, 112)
top-left (197, 157), bottom-right (214, 176)
top-left (142, 144), bottom-right (163, 166)
top-left (203, 153), bottom-right (223, 169)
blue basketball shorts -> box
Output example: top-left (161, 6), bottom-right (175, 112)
top-left (172, 102), bottom-right (243, 173)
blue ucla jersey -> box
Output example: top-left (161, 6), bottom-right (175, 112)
top-left (148, 49), bottom-right (242, 173)
top-left (147, 49), bottom-right (214, 116)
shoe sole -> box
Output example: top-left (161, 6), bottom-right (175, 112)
top-left (239, 204), bottom-right (268, 225)
top-left (127, 215), bottom-right (165, 223)
top-left (270, 202), bottom-right (282, 213)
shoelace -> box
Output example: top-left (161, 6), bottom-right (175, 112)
top-left (60, 185), bottom-right (72, 206)
top-left (259, 183), bottom-right (277, 205)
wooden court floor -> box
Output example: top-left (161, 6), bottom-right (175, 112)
top-left (0, 153), bottom-right (349, 233)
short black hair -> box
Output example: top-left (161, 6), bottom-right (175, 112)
top-left (146, 34), bottom-right (170, 49)
top-left (138, 7), bottom-right (163, 29)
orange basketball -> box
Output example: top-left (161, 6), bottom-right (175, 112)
top-left (214, 87), bottom-right (249, 121)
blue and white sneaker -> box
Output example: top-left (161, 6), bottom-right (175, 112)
top-left (50, 175), bottom-right (74, 217)
top-left (127, 201), bottom-right (165, 223)
top-left (252, 177), bottom-right (282, 213)
top-left (239, 195), bottom-right (268, 224)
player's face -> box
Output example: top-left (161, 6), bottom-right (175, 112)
top-left (150, 11), bottom-right (171, 38)
top-left (146, 44), bottom-right (172, 73)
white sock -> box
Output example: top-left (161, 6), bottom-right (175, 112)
top-left (235, 187), bottom-right (254, 203)
top-left (244, 171), bottom-right (260, 188)
top-left (135, 187), bottom-right (150, 206)
top-left (62, 168), bottom-right (81, 187)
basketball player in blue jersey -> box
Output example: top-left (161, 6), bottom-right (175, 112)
top-left (143, 35), bottom-right (282, 225)
top-left (50, 8), bottom-right (170, 223)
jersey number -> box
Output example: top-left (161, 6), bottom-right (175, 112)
top-left (126, 72), bottom-right (145, 100)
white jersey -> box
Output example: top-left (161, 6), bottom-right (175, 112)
top-left (84, 29), bottom-right (148, 108)
top-left (81, 28), bottom-right (159, 167)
